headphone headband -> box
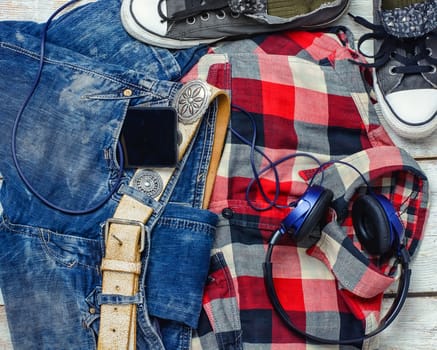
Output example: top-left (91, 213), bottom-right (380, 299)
top-left (264, 235), bottom-right (410, 344)
top-left (263, 182), bottom-right (410, 344)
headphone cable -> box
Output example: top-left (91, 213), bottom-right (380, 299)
top-left (11, 0), bottom-right (124, 215)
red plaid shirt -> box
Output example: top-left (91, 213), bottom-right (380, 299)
top-left (184, 29), bottom-right (429, 349)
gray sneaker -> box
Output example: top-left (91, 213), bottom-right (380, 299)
top-left (120, 0), bottom-right (350, 49)
top-left (353, 0), bottom-right (437, 139)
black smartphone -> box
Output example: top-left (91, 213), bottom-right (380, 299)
top-left (120, 106), bottom-right (178, 168)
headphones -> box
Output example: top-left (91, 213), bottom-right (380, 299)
top-left (263, 184), bottom-right (411, 345)
top-left (230, 91), bottom-right (413, 344)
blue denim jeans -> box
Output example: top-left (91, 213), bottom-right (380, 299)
top-left (0, 1), bottom-right (215, 349)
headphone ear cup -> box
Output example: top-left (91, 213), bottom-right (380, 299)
top-left (352, 195), bottom-right (392, 255)
top-left (293, 188), bottom-right (333, 242)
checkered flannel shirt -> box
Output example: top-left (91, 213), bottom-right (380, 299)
top-left (183, 29), bottom-right (430, 349)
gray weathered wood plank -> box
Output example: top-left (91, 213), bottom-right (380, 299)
top-left (0, 1), bottom-right (436, 349)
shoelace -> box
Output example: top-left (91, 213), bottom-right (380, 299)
top-left (157, 0), bottom-right (228, 22)
top-left (350, 14), bottom-right (437, 74)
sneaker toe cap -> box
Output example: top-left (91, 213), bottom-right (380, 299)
top-left (129, 0), bottom-right (168, 36)
top-left (385, 89), bottom-right (437, 125)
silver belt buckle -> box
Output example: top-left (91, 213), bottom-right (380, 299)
top-left (104, 218), bottom-right (146, 253)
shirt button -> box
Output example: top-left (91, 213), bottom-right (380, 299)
top-left (123, 88), bottom-right (133, 97)
top-left (222, 207), bottom-right (234, 219)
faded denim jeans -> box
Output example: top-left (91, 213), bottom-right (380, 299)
top-left (0, 1), bottom-right (216, 349)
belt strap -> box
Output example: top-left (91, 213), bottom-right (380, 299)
top-left (97, 80), bottom-right (230, 350)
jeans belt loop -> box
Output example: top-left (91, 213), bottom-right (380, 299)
top-left (97, 80), bottom-right (230, 350)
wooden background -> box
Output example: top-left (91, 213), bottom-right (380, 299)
top-left (0, 1), bottom-right (436, 349)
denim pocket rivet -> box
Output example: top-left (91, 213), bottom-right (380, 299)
top-left (132, 169), bottom-right (164, 198)
top-left (89, 307), bottom-right (96, 314)
top-left (123, 88), bottom-right (133, 97)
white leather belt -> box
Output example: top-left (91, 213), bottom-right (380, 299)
top-left (97, 80), bottom-right (230, 350)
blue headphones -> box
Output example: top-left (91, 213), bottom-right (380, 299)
top-left (280, 184), bottom-right (404, 255)
top-left (264, 183), bottom-right (411, 345)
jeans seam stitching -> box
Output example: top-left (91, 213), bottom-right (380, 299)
top-left (0, 42), bottom-right (166, 99)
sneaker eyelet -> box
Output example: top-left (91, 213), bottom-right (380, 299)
top-left (231, 11), bottom-right (240, 19)
top-left (426, 48), bottom-right (433, 57)
top-left (200, 12), bottom-right (210, 21)
top-left (216, 9), bottom-right (226, 20)
top-left (429, 65), bottom-right (437, 74)
top-left (186, 17), bottom-right (196, 25)
top-left (389, 66), bottom-right (397, 75)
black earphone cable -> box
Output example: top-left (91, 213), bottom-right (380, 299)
top-left (309, 159), bottom-right (372, 189)
top-left (229, 104), bottom-right (281, 211)
top-left (229, 104), bottom-right (322, 211)
top-left (11, 0), bottom-right (124, 215)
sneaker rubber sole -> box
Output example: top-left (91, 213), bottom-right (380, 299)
top-left (121, 0), bottom-right (225, 49)
top-left (121, 0), bottom-right (350, 49)
top-left (373, 70), bottom-right (437, 139)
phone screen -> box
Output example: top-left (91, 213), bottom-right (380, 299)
top-left (120, 107), bottom-right (178, 168)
